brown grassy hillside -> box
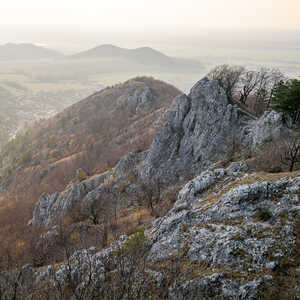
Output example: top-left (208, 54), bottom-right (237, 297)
top-left (0, 77), bottom-right (181, 262)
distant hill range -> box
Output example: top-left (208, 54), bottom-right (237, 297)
top-left (0, 43), bottom-right (63, 60)
top-left (70, 44), bottom-right (173, 66)
top-left (70, 44), bottom-right (202, 71)
top-left (0, 43), bottom-right (203, 74)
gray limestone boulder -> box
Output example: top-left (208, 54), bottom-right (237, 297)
top-left (174, 161), bottom-right (248, 209)
top-left (175, 170), bottom-right (216, 208)
top-left (245, 110), bottom-right (286, 148)
top-left (113, 151), bottom-right (147, 176)
top-left (116, 86), bottom-right (156, 113)
top-left (148, 170), bottom-right (300, 296)
top-left (29, 172), bottom-right (109, 226)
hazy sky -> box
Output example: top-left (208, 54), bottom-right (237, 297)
top-left (1, 0), bottom-right (300, 30)
top-left (1, 0), bottom-right (300, 55)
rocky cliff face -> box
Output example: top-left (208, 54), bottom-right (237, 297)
top-left (244, 109), bottom-right (286, 148)
top-left (139, 78), bottom-right (242, 183)
top-left (30, 78), bottom-right (286, 227)
top-left (29, 172), bottom-right (110, 227)
top-left (139, 78), bottom-right (288, 183)
top-left (116, 86), bottom-right (156, 113)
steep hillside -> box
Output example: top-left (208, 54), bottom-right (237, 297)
top-left (0, 43), bottom-right (63, 60)
top-left (0, 77), bottom-right (180, 176)
top-left (0, 77), bottom-right (180, 249)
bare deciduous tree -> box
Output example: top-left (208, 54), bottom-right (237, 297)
top-left (266, 68), bottom-right (285, 109)
top-left (207, 64), bottom-right (245, 101)
top-left (281, 136), bottom-right (300, 172)
top-left (49, 221), bottom-right (101, 300)
top-left (207, 65), bottom-right (285, 116)
top-left (0, 251), bottom-right (33, 300)
top-left (140, 179), bottom-right (161, 217)
top-left (239, 70), bottom-right (260, 104)
top-left (254, 67), bottom-right (285, 112)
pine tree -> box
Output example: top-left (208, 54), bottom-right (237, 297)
top-left (272, 79), bottom-right (300, 124)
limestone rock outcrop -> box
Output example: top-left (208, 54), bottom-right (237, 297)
top-left (139, 78), bottom-right (243, 183)
top-left (28, 167), bottom-right (300, 299)
top-left (117, 86), bottom-right (156, 113)
top-left (244, 110), bottom-right (286, 148)
top-left (29, 172), bottom-right (109, 226)
top-left (146, 170), bottom-right (300, 298)
top-left (30, 78), bottom-right (287, 229)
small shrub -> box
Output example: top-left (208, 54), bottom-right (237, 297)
top-left (122, 227), bottom-right (147, 255)
top-left (20, 151), bottom-right (32, 165)
top-left (67, 202), bottom-right (86, 224)
top-left (254, 207), bottom-right (272, 221)
top-left (269, 166), bottom-right (282, 173)
top-left (76, 168), bottom-right (87, 182)
top-left (49, 149), bottom-right (60, 159)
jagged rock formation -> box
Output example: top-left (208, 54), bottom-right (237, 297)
top-left (29, 150), bottom-right (147, 227)
top-left (139, 78), bottom-right (243, 183)
top-left (147, 170), bottom-right (300, 298)
top-left (28, 166), bottom-right (300, 299)
top-left (113, 151), bottom-right (148, 176)
top-left (139, 79), bottom-right (286, 183)
top-left (29, 172), bottom-right (109, 226)
top-left (174, 161), bottom-right (248, 209)
top-left (244, 109), bottom-right (286, 148)
top-left (150, 173), bottom-right (297, 264)
top-left (30, 78), bottom-right (286, 227)
top-left (116, 86), bottom-right (156, 113)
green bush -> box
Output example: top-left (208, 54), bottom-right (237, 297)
top-left (254, 207), bottom-right (272, 222)
top-left (273, 79), bottom-right (300, 124)
top-left (269, 166), bottom-right (282, 173)
top-left (20, 151), bottom-right (32, 165)
top-left (116, 227), bottom-right (148, 257)
top-left (76, 169), bottom-right (87, 182)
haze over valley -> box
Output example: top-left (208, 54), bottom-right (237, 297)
top-left (1, 29), bottom-right (300, 148)
top-left (0, 42), bottom-right (206, 147)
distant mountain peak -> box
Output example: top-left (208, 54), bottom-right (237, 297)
top-left (69, 43), bottom-right (203, 74)
top-left (71, 44), bottom-right (173, 65)
top-left (97, 44), bottom-right (121, 48)
top-left (0, 43), bottom-right (63, 60)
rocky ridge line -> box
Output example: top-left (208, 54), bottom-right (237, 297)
top-left (29, 78), bottom-right (286, 228)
